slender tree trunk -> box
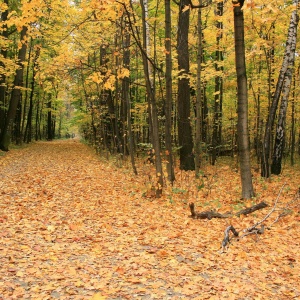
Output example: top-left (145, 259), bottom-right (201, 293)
top-left (271, 0), bottom-right (298, 175)
top-left (14, 99), bottom-right (22, 145)
top-left (201, 82), bottom-right (208, 144)
top-left (195, 6), bottom-right (203, 177)
top-left (164, 0), bottom-right (175, 183)
top-left (140, 0), bottom-right (163, 196)
top-left (122, 21), bottom-right (137, 175)
top-left (290, 72), bottom-right (296, 166)
top-left (0, 0), bottom-right (9, 137)
top-left (47, 95), bottom-right (53, 141)
top-left (233, 0), bottom-right (255, 199)
top-left (262, 0), bottom-right (298, 177)
top-left (177, 0), bottom-right (195, 170)
top-left (24, 46), bottom-right (39, 143)
top-left (21, 39), bottom-right (33, 139)
top-left (211, 0), bottom-right (224, 165)
top-left (0, 26), bottom-right (28, 151)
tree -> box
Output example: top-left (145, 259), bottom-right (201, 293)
top-left (211, 0), bottom-right (224, 165)
top-left (177, 0), bottom-right (195, 171)
top-left (261, 0), bottom-right (299, 177)
top-left (195, 5), bottom-right (203, 177)
top-left (0, 26), bottom-right (28, 151)
top-left (232, 0), bottom-right (255, 199)
top-left (0, 0), bottom-right (9, 137)
top-left (137, 0), bottom-right (164, 196)
top-left (164, 0), bottom-right (175, 183)
top-left (270, 0), bottom-right (298, 175)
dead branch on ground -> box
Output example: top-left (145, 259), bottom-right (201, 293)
top-left (189, 201), bottom-right (268, 220)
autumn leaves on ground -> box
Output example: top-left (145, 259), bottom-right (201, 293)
top-left (0, 140), bottom-right (299, 300)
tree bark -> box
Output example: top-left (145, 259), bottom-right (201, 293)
top-left (140, 0), bottom-right (163, 196)
top-left (164, 0), bottom-right (175, 183)
top-left (233, 0), bottom-right (255, 199)
top-left (271, 0), bottom-right (298, 175)
top-left (177, 0), bottom-right (195, 171)
top-left (0, 0), bottom-right (9, 138)
top-left (262, 0), bottom-right (298, 177)
top-left (47, 95), bottom-right (53, 141)
top-left (194, 6), bottom-right (203, 177)
top-left (123, 20), bottom-right (138, 175)
top-left (0, 26), bottom-right (28, 151)
top-left (211, 0), bottom-right (224, 165)
top-left (24, 46), bottom-right (40, 143)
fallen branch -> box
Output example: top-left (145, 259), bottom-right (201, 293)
top-left (243, 183), bottom-right (286, 235)
top-left (270, 187), bottom-right (300, 226)
top-left (235, 201), bottom-right (268, 217)
top-left (189, 201), bottom-right (268, 220)
top-left (189, 203), bottom-right (230, 219)
top-left (221, 225), bottom-right (239, 252)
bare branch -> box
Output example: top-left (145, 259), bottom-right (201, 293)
top-left (245, 183), bottom-right (286, 233)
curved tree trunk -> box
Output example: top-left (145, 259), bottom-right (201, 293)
top-left (262, 0), bottom-right (298, 177)
top-left (271, 0), bottom-right (298, 175)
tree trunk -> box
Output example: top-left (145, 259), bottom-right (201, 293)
top-left (290, 73), bottom-right (296, 166)
top-left (262, 0), bottom-right (298, 177)
top-left (164, 0), bottom-right (175, 183)
top-left (24, 46), bottom-right (40, 143)
top-left (47, 96), bottom-right (53, 141)
top-left (0, 26), bottom-right (28, 151)
top-left (122, 20), bottom-right (137, 175)
top-left (140, 0), bottom-right (163, 196)
top-left (271, 0), bottom-right (298, 175)
top-left (0, 0), bottom-right (9, 138)
top-left (177, 0), bottom-right (195, 170)
top-left (21, 39), bottom-right (33, 140)
top-left (195, 6), bottom-right (203, 177)
top-left (233, 0), bottom-right (255, 199)
top-left (211, 0), bottom-right (224, 165)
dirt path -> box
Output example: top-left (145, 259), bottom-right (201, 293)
top-left (0, 140), bottom-right (299, 299)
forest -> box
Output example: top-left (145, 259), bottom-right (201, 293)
top-left (0, 1), bottom-right (300, 298)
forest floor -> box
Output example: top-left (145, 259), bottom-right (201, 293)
top-left (0, 139), bottom-right (299, 300)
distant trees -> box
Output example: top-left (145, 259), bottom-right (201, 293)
top-left (0, 0), bottom-right (73, 150)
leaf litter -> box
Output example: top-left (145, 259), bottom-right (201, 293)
top-left (0, 140), bottom-right (299, 299)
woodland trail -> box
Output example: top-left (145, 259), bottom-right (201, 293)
top-left (0, 140), bottom-right (300, 299)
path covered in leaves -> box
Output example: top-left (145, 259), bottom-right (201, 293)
top-left (0, 140), bottom-right (299, 299)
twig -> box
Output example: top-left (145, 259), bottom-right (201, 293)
top-left (244, 183), bottom-right (286, 233)
top-left (268, 187), bottom-right (300, 226)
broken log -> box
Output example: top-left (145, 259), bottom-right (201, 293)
top-left (189, 203), bottom-right (230, 219)
top-left (189, 201), bottom-right (268, 220)
top-left (235, 201), bottom-right (268, 217)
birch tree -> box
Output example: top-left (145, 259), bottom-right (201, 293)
top-left (261, 0), bottom-right (299, 177)
top-left (271, 0), bottom-right (299, 175)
